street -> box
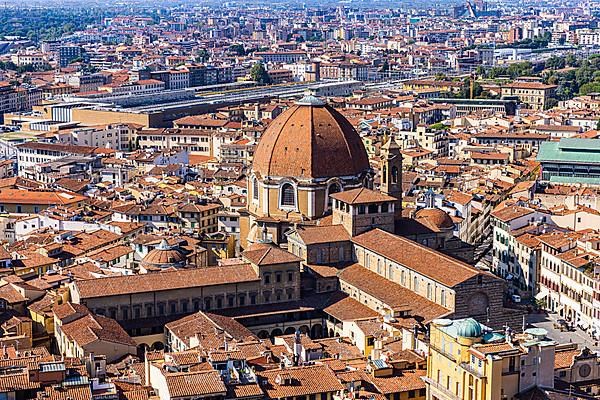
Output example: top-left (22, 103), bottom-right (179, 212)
top-left (527, 312), bottom-right (599, 352)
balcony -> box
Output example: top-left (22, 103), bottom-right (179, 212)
top-left (460, 362), bottom-right (487, 379)
top-left (429, 343), bottom-right (456, 362)
top-left (423, 377), bottom-right (462, 400)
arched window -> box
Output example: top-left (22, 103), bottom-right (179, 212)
top-left (382, 165), bottom-right (387, 184)
top-left (391, 166), bottom-right (398, 184)
top-left (253, 178), bottom-right (259, 200)
top-left (280, 183), bottom-right (296, 208)
top-left (414, 276), bottom-right (419, 292)
top-left (327, 182), bottom-right (342, 210)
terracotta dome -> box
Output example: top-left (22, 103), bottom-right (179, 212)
top-left (141, 239), bottom-right (187, 268)
top-left (252, 95), bottom-right (370, 179)
top-left (415, 208), bottom-right (454, 230)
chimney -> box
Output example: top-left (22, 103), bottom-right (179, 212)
top-left (505, 325), bottom-right (513, 344)
top-left (412, 324), bottom-right (419, 351)
top-left (144, 349), bottom-right (150, 387)
top-left (293, 330), bottom-right (302, 366)
top-left (260, 224), bottom-right (270, 243)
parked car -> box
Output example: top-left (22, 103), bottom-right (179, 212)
top-left (554, 319), bottom-right (568, 331)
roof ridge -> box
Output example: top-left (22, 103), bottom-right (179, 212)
top-left (352, 187), bottom-right (364, 203)
top-left (257, 246), bottom-right (272, 264)
top-left (355, 228), bottom-right (480, 282)
top-left (265, 106), bottom-right (297, 177)
top-left (332, 107), bottom-right (360, 173)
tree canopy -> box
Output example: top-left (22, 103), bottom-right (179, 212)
top-left (250, 62), bottom-right (271, 84)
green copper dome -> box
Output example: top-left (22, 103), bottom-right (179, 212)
top-left (456, 318), bottom-right (483, 338)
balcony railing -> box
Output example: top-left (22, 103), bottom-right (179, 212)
top-left (423, 377), bottom-right (462, 400)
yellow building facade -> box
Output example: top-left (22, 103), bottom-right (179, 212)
top-left (425, 318), bottom-right (556, 400)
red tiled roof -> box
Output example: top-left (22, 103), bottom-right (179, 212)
top-left (164, 370), bottom-right (227, 398)
top-left (74, 264), bottom-right (259, 299)
top-left (257, 365), bottom-right (343, 399)
top-left (352, 229), bottom-right (484, 287)
top-left (330, 188), bottom-right (397, 205)
top-left (338, 264), bottom-right (450, 322)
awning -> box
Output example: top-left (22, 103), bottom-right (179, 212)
top-left (535, 288), bottom-right (549, 301)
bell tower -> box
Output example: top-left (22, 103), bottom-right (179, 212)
top-left (380, 137), bottom-right (403, 215)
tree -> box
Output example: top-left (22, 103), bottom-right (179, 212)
top-left (380, 60), bottom-right (389, 72)
top-left (545, 56), bottom-right (565, 70)
top-left (250, 62), bottom-right (271, 84)
top-left (429, 122), bottom-right (448, 130)
top-left (456, 79), bottom-right (483, 99)
top-left (196, 49), bottom-right (209, 63)
top-left (229, 44), bottom-right (245, 56)
top-left (475, 65), bottom-right (486, 77)
top-left (565, 53), bottom-right (578, 67)
top-left (579, 82), bottom-right (600, 95)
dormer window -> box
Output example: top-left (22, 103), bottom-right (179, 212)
top-left (275, 373), bottom-right (294, 386)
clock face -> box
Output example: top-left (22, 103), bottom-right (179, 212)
top-left (579, 364), bottom-right (591, 378)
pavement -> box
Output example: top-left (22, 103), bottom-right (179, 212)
top-left (527, 311), bottom-right (599, 352)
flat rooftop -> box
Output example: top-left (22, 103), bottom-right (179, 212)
top-left (537, 138), bottom-right (600, 164)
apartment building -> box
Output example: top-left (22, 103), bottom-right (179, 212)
top-left (537, 231), bottom-right (600, 337)
top-left (577, 28), bottom-right (600, 46)
top-left (150, 69), bottom-right (190, 90)
top-left (402, 125), bottom-right (449, 157)
top-left (136, 127), bottom-right (239, 158)
top-left (0, 83), bottom-right (43, 116)
top-left (16, 142), bottom-right (108, 175)
top-left (501, 81), bottom-right (557, 110)
top-left (10, 53), bottom-right (48, 68)
top-left (490, 205), bottom-right (551, 293)
top-left (0, 189), bottom-right (87, 213)
top-left (255, 50), bottom-right (307, 63)
top-left (187, 64), bottom-right (234, 87)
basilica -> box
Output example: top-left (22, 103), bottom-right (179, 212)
top-left (239, 95), bottom-right (402, 248)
